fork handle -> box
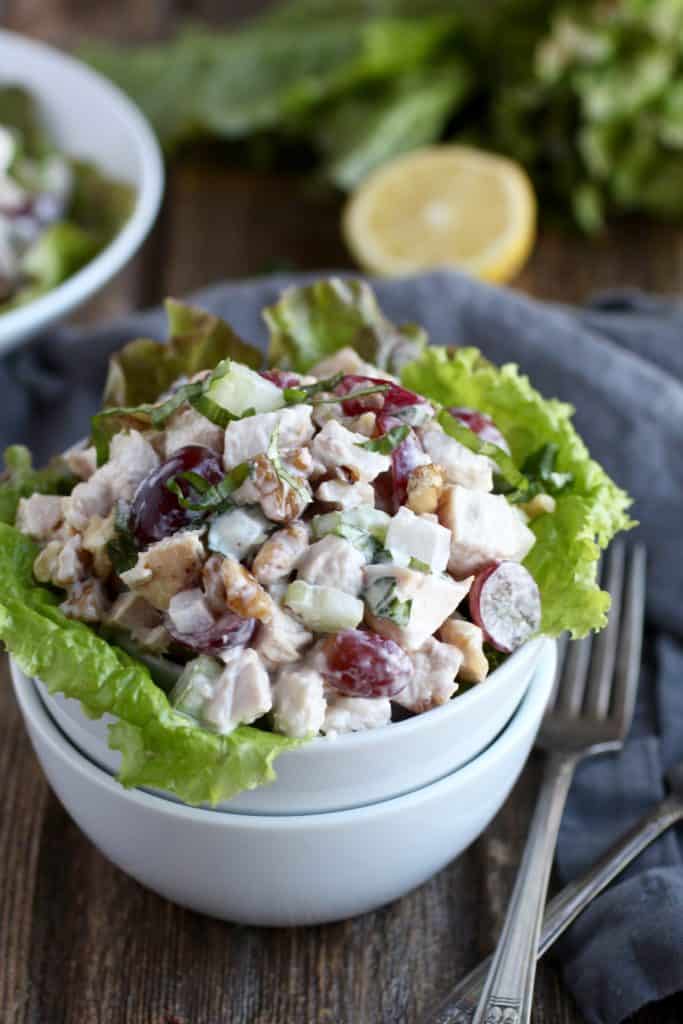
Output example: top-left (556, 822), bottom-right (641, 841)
top-left (425, 793), bottom-right (683, 1023)
top-left (471, 750), bottom-right (579, 1024)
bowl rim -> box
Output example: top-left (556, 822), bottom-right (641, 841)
top-left (12, 638), bottom-right (555, 830)
top-left (32, 635), bottom-right (548, 756)
top-left (0, 28), bottom-right (164, 355)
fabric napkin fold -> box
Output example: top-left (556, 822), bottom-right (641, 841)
top-left (1, 271), bottom-right (682, 1024)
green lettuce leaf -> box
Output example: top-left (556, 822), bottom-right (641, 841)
top-left (0, 523), bottom-right (299, 804)
top-left (401, 346), bottom-right (635, 637)
top-left (103, 299), bottom-right (262, 407)
top-left (264, 277), bottom-right (426, 372)
top-left (0, 445), bottom-right (75, 526)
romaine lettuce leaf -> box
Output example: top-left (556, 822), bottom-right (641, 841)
top-left (103, 299), bottom-right (262, 407)
top-left (402, 346), bottom-right (635, 636)
top-left (0, 523), bottom-right (299, 804)
top-left (264, 277), bottom-right (425, 372)
top-left (0, 445), bottom-right (75, 526)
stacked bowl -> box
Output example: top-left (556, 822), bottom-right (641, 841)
top-left (11, 636), bottom-right (555, 926)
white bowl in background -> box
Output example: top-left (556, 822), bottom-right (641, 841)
top-left (11, 641), bottom-right (555, 926)
top-left (0, 29), bottom-right (163, 355)
top-left (28, 636), bottom-right (550, 814)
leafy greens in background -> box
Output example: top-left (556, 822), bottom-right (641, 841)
top-left (80, 0), bottom-right (683, 231)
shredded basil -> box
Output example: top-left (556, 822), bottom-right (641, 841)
top-left (364, 577), bottom-right (412, 627)
top-left (358, 425), bottom-right (409, 454)
top-left (165, 463), bottom-right (250, 515)
top-left (266, 423), bottom-right (310, 502)
top-left (437, 408), bottom-right (527, 492)
top-left (283, 372), bottom-right (344, 405)
top-left (106, 501), bottom-right (138, 574)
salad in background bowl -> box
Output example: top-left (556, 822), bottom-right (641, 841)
top-left (0, 29), bottom-right (162, 354)
top-left (0, 85), bottom-right (133, 314)
top-left (0, 278), bottom-right (633, 807)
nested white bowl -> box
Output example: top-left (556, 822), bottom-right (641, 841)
top-left (11, 643), bottom-right (555, 926)
top-left (28, 636), bottom-right (549, 815)
top-left (0, 29), bottom-right (163, 355)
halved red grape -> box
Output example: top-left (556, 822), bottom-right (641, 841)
top-left (131, 445), bottom-right (224, 546)
top-left (448, 406), bottom-right (510, 453)
top-left (322, 628), bottom-right (413, 698)
top-left (469, 560), bottom-right (541, 653)
top-left (389, 427), bottom-right (425, 511)
top-left (260, 370), bottom-right (302, 389)
top-left (336, 375), bottom-right (427, 418)
top-left (167, 609), bottom-right (256, 653)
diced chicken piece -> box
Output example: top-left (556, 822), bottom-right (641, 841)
top-left (16, 494), bottom-right (64, 540)
top-left (315, 479), bottom-right (375, 509)
top-left (252, 522), bottom-right (309, 584)
top-left (223, 405), bottom-right (314, 471)
top-left (65, 430), bottom-right (158, 530)
top-left (297, 535), bottom-right (365, 596)
top-left (438, 485), bottom-right (536, 578)
top-left (394, 637), bottom-right (463, 713)
top-left (60, 578), bottom-right (111, 623)
top-left (253, 605), bottom-right (313, 669)
top-left (385, 506), bottom-right (451, 573)
top-left (164, 406), bottom-right (224, 457)
top-left (64, 443), bottom-right (97, 481)
top-left (120, 530), bottom-right (205, 611)
top-left (321, 692), bottom-right (392, 736)
top-left (233, 452), bottom-right (312, 523)
top-left (272, 664), bottom-right (326, 738)
top-left (418, 424), bottom-right (493, 492)
top-left (167, 588), bottom-right (215, 635)
top-left (406, 462), bottom-right (445, 515)
top-left (439, 617), bottom-right (489, 684)
top-left (311, 420), bottom-right (390, 483)
top-left (220, 556), bottom-right (274, 622)
top-left (106, 592), bottom-right (170, 652)
top-left (310, 346), bottom-right (395, 381)
top-left (364, 564), bottom-right (472, 651)
top-left (81, 513), bottom-right (115, 578)
top-left (203, 648), bottom-right (272, 734)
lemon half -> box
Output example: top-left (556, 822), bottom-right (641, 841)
top-left (343, 145), bottom-right (537, 283)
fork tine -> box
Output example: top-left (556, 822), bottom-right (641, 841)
top-left (584, 541), bottom-right (626, 718)
top-left (558, 635), bottom-right (592, 715)
top-left (610, 543), bottom-right (647, 735)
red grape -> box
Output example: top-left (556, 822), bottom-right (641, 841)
top-left (389, 428), bottom-right (425, 511)
top-left (469, 561), bottom-right (541, 653)
top-left (260, 370), bottom-right (302, 389)
top-left (322, 628), bottom-right (413, 698)
top-left (167, 609), bottom-right (255, 653)
top-left (131, 445), bottom-right (224, 546)
top-left (336, 375), bottom-right (427, 417)
top-left (448, 406), bottom-right (510, 453)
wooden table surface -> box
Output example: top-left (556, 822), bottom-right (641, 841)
top-left (2, 3), bottom-right (683, 1023)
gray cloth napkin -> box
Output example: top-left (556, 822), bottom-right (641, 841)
top-left (1, 271), bottom-right (682, 1024)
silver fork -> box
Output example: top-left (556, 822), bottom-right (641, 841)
top-left (437, 541), bottom-right (647, 1024)
top-left (429, 749), bottom-right (683, 1024)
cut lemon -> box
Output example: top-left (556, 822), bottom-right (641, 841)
top-left (343, 145), bottom-right (537, 283)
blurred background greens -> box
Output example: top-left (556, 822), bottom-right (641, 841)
top-left (81, 0), bottom-right (683, 234)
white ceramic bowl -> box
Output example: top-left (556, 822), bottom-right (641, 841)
top-left (29, 636), bottom-right (549, 814)
top-left (11, 642), bottom-right (555, 926)
top-left (0, 29), bottom-right (163, 355)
